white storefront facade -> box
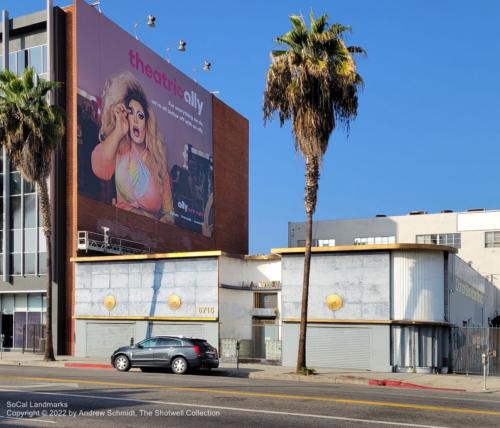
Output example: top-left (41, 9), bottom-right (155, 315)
top-left (72, 244), bottom-right (498, 372)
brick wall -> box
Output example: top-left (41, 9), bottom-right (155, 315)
top-left (64, 4), bottom-right (77, 355)
top-left (212, 97), bottom-right (248, 255)
top-left (76, 97), bottom-right (249, 255)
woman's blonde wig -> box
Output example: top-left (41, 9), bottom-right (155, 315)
top-left (100, 70), bottom-right (167, 185)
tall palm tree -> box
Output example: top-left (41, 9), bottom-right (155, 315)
top-left (0, 68), bottom-right (65, 361)
top-left (263, 12), bottom-right (365, 373)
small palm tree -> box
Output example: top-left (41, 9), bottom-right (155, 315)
top-left (0, 68), bottom-right (65, 361)
top-left (263, 12), bottom-right (365, 373)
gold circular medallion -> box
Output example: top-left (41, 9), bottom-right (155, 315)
top-left (103, 295), bottom-right (116, 311)
top-left (325, 294), bottom-right (343, 311)
top-left (168, 294), bottom-right (182, 310)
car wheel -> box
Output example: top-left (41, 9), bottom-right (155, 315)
top-left (171, 357), bottom-right (188, 375)
top-left (114, 355), bottom-right (131, 372)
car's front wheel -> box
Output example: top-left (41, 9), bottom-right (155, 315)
top-left (171, 357), bottom-right (188, 374)
top-left (114, 355), bottom-right (131, 372)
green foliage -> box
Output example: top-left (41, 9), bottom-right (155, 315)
top-left (263, 11), bottom-right (365, 166)
top-left (297, 366), bottom-right (317, 376)
top-left (0, 67), bottom-right (65, 183)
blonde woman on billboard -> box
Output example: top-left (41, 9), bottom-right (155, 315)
top-left (91, 70), bottom-right (174, 224)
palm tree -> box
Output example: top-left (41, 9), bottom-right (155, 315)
top-left (263, 12), bottom-right (365, 373)
top-left (0, 68), bottom-right (65, 361)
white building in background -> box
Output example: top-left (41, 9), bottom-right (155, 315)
top-left (288, 209), bottom-right (500, 288)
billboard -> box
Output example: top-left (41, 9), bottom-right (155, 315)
top-left (76, 0), bottom-right (213, 238)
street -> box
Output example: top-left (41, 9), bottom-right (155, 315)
top-left (0, 366), bottom-right (499, 427)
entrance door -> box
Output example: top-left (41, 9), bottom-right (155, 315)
top-left (1, 314), bottom-right (13, 348)
top-left (14, 312), bottom-right (26, 349)
top-left (252, 318), bottom-right (277, 358)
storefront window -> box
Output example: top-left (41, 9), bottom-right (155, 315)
top-left (0, 294), bottom-right (46, 349)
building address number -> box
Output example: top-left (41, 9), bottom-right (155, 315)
top-left (197, 306), bottom-right (216, 315)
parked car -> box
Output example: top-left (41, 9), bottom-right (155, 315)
top-left (111, 336), bottom-right (219, 374)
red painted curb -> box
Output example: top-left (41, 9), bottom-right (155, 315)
top-left (368, 378), bottom-right (465, 392)
top-left (64, 362), bottom-right (113, 370)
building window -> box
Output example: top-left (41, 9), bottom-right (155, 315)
top-left (6, 45), bottom-right (48, 80)
top-left (254, 293), bottom-right (278, 309)
top-left (297, 238), bottom-right (335, 247)
top-left (416, 233), bottom-right (461, 248)
top-left (1, 45), bottom-right (48, 277)
top-left (317, 238), bottom-right (335, 247)
top-left (354, 236), bottom-right (396, 245)
top-left (5, 166), bottom-right (46, 276)
top-left (485, 232), bottom-right (500, 248)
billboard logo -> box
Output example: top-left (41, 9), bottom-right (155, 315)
top-left (129, 49), bottom-right (204, 115)
top-left (184, 91), bottom-right (204, 116)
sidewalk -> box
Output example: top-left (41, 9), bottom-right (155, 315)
top-left (1, 351), bottom-right (499, 394)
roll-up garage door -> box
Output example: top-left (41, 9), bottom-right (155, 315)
top-left (152, 323), bottom-right (204, 338)
top-left (307, 326), bottom-right (371, 369)
top-left (86, 323), bottom-right (135, 357)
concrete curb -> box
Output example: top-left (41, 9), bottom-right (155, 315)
top-left (245, 371), bottom-right (370, 385)
top-left (64, 362), bottom-right (113, 370)
top-left (368, 378), bottom-right (466, 392)
top-left (0, 359), bottom-right (65, 368)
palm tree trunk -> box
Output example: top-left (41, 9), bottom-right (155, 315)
top-left (296, 156), bottom-right (319, 373)
top-left (39, 179), bottom-right (55, 361)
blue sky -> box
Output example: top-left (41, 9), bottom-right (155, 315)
top-left (4, 0), bottom-right (500, 254)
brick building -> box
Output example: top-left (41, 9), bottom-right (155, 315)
top-left (0, 0), bottom-right (248, 355)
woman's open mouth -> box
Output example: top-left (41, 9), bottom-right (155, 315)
top-left (132, 126), bottom-right (140, 138)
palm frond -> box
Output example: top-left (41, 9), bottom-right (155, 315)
top-left (310, 11), bottom-right (328, 34)
top-left (263, 10), bottom-right (365, 167)
top-left (347, 46), bottom-right (368, 57)
top-left (328, 23), bottom-right (351, 38)
top-left (0, 67), bottom-right (65, 183)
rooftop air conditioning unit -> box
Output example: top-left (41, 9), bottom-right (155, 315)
top-left (440, 210), bottom-right (453, 213)
top-left (409, 210), bottom-right (428, 215)
top-left (467, 208), bottom-right (485, 212)
top-left (375, 214), bottom-right (387, 217)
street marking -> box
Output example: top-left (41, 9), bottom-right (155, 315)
top-left (6, 375), bottom-right (500, 417)
top-left (0, 415), bottom-right (56, 424)
top-left (334, 384), bottom-right (500, 405)
top-left (0, 387), bottom-right (447, 427)
top-left (0, 383), bottom-right (79, 389)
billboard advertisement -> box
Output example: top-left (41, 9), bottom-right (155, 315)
top-left (76, 0), bottom-right (213, 237)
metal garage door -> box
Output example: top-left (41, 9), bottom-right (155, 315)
top-left (307, 326), bottom-right (371, 369)
top-left (152, 323), bottom-right (204, 338)
top-left (86, 323), bottom-right (135, 357)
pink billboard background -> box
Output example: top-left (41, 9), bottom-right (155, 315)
top-left (76, 0), bottom-right (213, 237)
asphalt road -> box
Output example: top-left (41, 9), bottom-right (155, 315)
top-left (0, 365), bottom-right (499, 427)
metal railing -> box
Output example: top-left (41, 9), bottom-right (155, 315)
top-left (220, 324), bottom-right (281, 363)
top-left (451, 327), bottom-right (500, 375)
top-left (22, 324), bottom-right (46, 353)
top-left (77, 230), bottom-right (150, 255)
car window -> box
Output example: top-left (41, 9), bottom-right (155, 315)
top-left (190, 339), bottom-right (210, 349)
top-left (140, 339), bottom-right (158, 348)
top-left (156, 338), bottom-right (182, 347)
